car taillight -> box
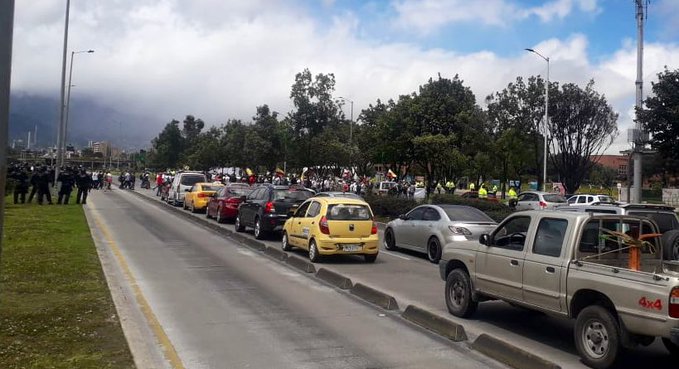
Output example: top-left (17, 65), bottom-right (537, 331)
top-left (319, 216), bottom-right (330, 234)
top-left (197, 193), bottom-right (207, 198)
top-left (670, 288), bottom-right (679, 318)
top-left (539, 201), bottom-right (547, 209)
top-left (449, 226), bottom-right (472, 235)
top-left (226, 197), bottom-right (240, 203)
top-left (264, 201), bottom-right (275, 214)
top-left (371, 222), bottom-right (378, 235)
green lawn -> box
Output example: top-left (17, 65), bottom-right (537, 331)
top-left (0, 200), bottom-right (135, 369)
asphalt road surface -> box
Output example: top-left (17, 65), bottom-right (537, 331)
top-left (127, 186), bottom-right (677, 369)
top-left (86, 189), bottom-right (507, 369)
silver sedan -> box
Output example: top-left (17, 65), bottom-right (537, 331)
top-left (383, 204), bottom-right (498, 263)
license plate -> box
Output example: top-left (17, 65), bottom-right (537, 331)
top-left (342, 244), bottom-right (362, 252)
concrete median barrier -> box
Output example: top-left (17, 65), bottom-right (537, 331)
top-left (264, 246), bottom-right (288, 261)
top-left (471, 334), bottom-right (561, 369)
top-left (316, 268), bottom-right (353, 290)
top-left (401, 305), bottom-right (467, 342)
top-left (350, 283), bottom-right (399, 310)
top-left (243, 238), bottom-right (267, 251)
top-left (285, 255), bottom-right (316, 273)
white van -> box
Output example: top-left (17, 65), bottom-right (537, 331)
top-left (167, 171), bottom-right (207, 206)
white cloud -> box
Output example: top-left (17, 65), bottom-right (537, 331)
top-left (391, 0), bottom-right (601, 34)
top-left (9, 0), bottom-right (679, 155)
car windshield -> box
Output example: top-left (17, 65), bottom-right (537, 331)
top-left (628, 211), bottom-right (679, 233)
top-left (181, 175), bottom-right (206, 186)
top-left (442, 207), bottom-right (494, 222)
top-left (273, 189), bottom-right (314, 202)
top-left (543, 194), bottom-right (567, 203)
top-left (327, 204), bottom-right (372, 220)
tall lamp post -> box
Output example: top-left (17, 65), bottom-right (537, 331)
top-left (55, 0), bottom-right (71, 185)
top-left (64, 49), bottom-right (94, 146)
top-left (525, 48), bottom-right (550, 192)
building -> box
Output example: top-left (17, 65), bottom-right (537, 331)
top-left (91, 141), bottom-right (111, 156)
top-left (594, 155), bottom-right (629, 178)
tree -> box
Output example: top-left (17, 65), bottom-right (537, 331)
top-left (548, 80), bottom-right (618, 194)
top-left (149, 119), bottom-right (184, 169)
top-left (637, 67), bottom-right (679, 174)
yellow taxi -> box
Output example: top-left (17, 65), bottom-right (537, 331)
top-left (183, 182), bottom-right (224, 213)
top-left (281, 197), bottom-right (379, 263)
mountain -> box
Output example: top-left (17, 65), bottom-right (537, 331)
top-left (9, 92), bottom-right (157, 150)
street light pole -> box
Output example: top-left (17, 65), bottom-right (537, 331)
top-left (64, 49), bottom-right (94, 146)
top-left (338, 96), bottom-right (354, 145)
top-left (525, 48), bottom-right (550, 192)
top-left (55, 0), bottom-right (71, 185)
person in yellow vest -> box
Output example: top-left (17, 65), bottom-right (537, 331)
top-left (508, 187), bottom-right (518, 199)
top-left (478, 184), bottom-right (488, 199)
top-left (492, 184), bottom-right (498, 194)
top-left (436, 181), bottom-right (444, 195)
top-left (469, 182), bottom-right (475, 191)
top-left (445, 181), bottom-right (454, 194)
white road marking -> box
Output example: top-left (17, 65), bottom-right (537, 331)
top-left (381, 250), bottom-right (411, 260)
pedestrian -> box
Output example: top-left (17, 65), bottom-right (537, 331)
top-left (27, 166), bottom-right (39, 203)
top-left (105, 171), bottom-right (113, 191)
top-left (57, 167), bottom-right (76, 205)
top-left (35, 166), bottom-right (53, 205)
top-left (75, 169), bottom-right (92, 204)
top-left (10, 164), bottom-right (30, 204)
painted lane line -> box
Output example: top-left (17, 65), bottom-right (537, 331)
top-left (381, 250), bottom-right (411, 260)
top-left (89, 205), bottom-right (186, 369)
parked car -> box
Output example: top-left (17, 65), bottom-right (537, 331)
top-left (460, 191), bottom-right (500, 202)
top-left (235, 184), bottom-right (315, 239)
top-left (512, 191), bottom-right (567, 211)
top-left (183, 182), bottom-right (224, 213)
top-left (557, 203), bottom-right (679, 260)
top-left (567, 194), bottom-right (615, 206)
top-left (167, 171), bottom-right (207, 206)
top-left (206, 183), bottom-right (253, 223)
top-left (281, 197), bottom-right (379, 263)
top-left (384, 204), bottom-right (498, 263)
top-left (373, 181), bottom-right (396, 196)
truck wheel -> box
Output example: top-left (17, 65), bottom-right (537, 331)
top-left (445, 269), bottom-right (477, 318)
top-left (661, 230), bottom-right (679, 260)
top-left (574, 305), bottom-right (621, 369)
top-left (427, 237), bottom-right (442, 264)
top-left (384, 228), bottom-right (397, 251)
top-left (662, 338), bottom-right (679, 357)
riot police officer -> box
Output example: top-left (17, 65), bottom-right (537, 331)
top-left (57, 167), bottom-right (76, 205)
top-left (75, 169), bottom-right (92, 204)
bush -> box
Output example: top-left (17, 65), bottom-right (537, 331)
top-left (365, 195), bottom-right (418, 218)
top-left (366, 193), bottom-right (514, 222)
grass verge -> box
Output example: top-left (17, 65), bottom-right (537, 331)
top-left (0, 199), bottom-right (135, 369)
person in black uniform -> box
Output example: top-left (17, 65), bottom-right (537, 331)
top-left (75, 169), bottom-right (92, 204)
top-left (9, 164), bottom-right (30, 204)
top-left (36, 166), bottom-right (53, 205)
top-left (57, 167), bottom-right (76, 205)
top-left (27, 166), bottom-right (39, 203)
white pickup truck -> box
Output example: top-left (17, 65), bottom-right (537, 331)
top-left (439, 210), bottom-right (679, 368)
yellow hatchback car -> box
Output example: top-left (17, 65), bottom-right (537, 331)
top-left (281, 197), bottom-right (379, 263)
top-left (183, 182), bottom-right (224, 213)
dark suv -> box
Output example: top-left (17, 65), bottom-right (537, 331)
top-left (235, 184), bottom-right (315, 239)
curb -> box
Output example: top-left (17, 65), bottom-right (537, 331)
top-left (316, 268), bottom-right (353, 290)
top-left (264, 246), bottom-right (288, 261)
top-left (401, 305), bottom-right (467, 342)
top-left (471, 334), bottom-right (561, 369)
top-left (350, 283), bottom-right (399, 310)
top-left (286, 255), bottom-right (316, 273)
top-left (243, 238), bottom-right (267, 251)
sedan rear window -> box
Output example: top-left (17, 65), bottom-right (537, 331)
top-left (201, 185), bottom-right (222, 191)
top-left (273, 189), bottom-right (314, 202)
top-left (443, 207), bottom-right (494, 222)
top-left (226, 187), bottom-right (252, 197)
top-left (181, 175), bottom-right (206, 186)
top-left (327, 204), bottom-right (372, 220)
top-left (543, 194), bottom-right (567, 203)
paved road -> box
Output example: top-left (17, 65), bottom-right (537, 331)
top-left (86, 189), bottom-right (507, 369)
top-left (131, 187), bottom-right (676, 369)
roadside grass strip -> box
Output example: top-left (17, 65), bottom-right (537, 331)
top-left (0, 200), bottom-right (135, 369)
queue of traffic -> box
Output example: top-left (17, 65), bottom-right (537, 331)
top-left (147, 170), bottom-right (679, 369)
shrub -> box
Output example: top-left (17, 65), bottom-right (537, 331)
top-left (365, 195), bottom-right (418, 218)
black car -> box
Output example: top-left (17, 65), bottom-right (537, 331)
top-left (235, 184), bottom-right (315, 239)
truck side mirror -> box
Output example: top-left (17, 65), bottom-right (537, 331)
top-left (479, 234), bottom-right (490, 246)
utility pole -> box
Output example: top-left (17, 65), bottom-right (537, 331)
top-left (0, 0), bottom-right (15, 272)
top-left (630, 0), bottom-right (648, 203)
top-left (55, 0), bottom-right (71, 186)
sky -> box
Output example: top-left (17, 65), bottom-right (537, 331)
top-left (10, 0), bottom-right (679, 153)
